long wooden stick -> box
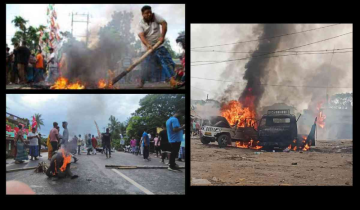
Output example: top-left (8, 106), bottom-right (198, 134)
top-left (105, 165), bottom-right (185, 169)
top-left (6, 167), bottom-right (38, 173)
top-left (112, 41), bottom-right (163, 85)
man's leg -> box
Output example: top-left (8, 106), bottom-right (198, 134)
top-left (170, 142), bottom-right (181, 168)
top-left (108, 144), bottom-right (111, 157)
top-left (155, 47), bottom-right (175, 81)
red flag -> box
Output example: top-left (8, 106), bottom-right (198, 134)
top-left (32, 116), bottom-right (37, 131)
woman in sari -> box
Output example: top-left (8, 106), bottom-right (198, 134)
top-left (14, 124), bottom-right (29, 164)
top-left (46, 133), bottom-right (53, 161)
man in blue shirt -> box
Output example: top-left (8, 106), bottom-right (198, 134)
top-left (166, 109), bottom-right (185, 170)
top-left (142, 129), bottom-right (151, 161)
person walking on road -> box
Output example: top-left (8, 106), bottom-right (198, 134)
top-left (166, 110), bottom-right (185, 171)
top-left (102, 128), bottom-right (112, 158)
top-left (49, 122), bottom-right (60, 155)
top-left (77, 134), bottom-right (82, 155)
top-left (91, 135), bottom-right (97, 155)
top-left (154, 135), bottom-right (161, 158)
top-left (142, 129), bottom-right (151, 161)
top-left (130, 137), bottom-right (136, 154)
top-left (159, 125), bottom-right (171, 164)
top-left (135, 137), bottom-right (140, 156)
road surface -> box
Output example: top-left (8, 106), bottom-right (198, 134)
top-left (6, 150), bottom-right (185, 194)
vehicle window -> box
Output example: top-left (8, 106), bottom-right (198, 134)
top-left (260, 119), bottom-right (266, 126)
top-left (273, 118), bottom-right (290, 123)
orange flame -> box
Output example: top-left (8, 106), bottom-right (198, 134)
top-left (97, 79), bottom-right (107, 89)
top-left (50, 77), bottom-right (85, 89)
top-left (59, 148), bottom-right (72, 172)
top-left (97, 70), bottom-right (115, 89)
top-left (235, 140), bottom-right (262, 150)
top-left (221, 100), bottom-right (257, 129)
top-left (303, 143), bottom-right (310, 151)
top-left (316, 101), bottom-right (326, 128)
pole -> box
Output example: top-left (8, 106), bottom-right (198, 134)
top-left (86, 13), bottom-right (89, 47)
top-left (71, 12), bottom-right (73, 36)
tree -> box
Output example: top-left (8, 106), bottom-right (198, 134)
top-left (34, 113), bottom-right (44, 130)
top-left (126, 94), bottom-right (185, 138)
top-left (11, 16), bottom-right (28, 43)
top-left (329, 93), bottom-right (353, 109)
top-left (98, 10), bottom-right (137, 70)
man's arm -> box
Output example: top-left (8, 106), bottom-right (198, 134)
top-left (158, 21), bottom-right (167, 44)
top-left (138, 32), bottom-right (153, 50)
top-left (173, 125), bottom-right (185, 132)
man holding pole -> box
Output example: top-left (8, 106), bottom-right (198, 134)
top-left (136, 5), bottom-right (175, 88)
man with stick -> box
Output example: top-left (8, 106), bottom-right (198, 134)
top-left (136, 5), bottom-right (175, 87)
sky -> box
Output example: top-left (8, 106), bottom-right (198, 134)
top-left (6, 4), bottom-right (185, 52)
top-left (6, 94), bottom-right (147, 138)
top-left (191, 24), bottom-right (353, 112)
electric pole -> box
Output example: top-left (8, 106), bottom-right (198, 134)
top-left (70, 12), bottom-right (91, 47)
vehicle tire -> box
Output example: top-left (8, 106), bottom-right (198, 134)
top-left (217, 134), bottom-right (230, 148)
top-left (201, 137), bottom-right (211, 145)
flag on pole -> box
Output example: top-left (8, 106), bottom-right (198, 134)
top-left (32, 115), bottom-right (37, 131)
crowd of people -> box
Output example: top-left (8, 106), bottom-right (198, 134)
top-left (128, 109), bottom-right (185, 171)
top-left (6, 41), bottom-right (59, 85)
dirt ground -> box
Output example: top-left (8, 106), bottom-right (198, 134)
top-left (191, 137), bottom-right (353, 186)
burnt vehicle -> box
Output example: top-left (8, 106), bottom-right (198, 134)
top-left (257, 109), bottom-right (305, 149)
top-left (200, 109), bottom-right (310, 149)
top-left (200, 116), bottom-right (258, 148)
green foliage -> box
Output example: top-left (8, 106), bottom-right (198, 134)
top-left (11, 16), bottom-right (47, 52)
top-left (329, 93), bottom-right (353, 109)
top-left (126, 94), bottom-right (185, 138)
top-left (34, 113), bottom-right (44, 130)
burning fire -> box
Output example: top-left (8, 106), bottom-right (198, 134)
top-left (50, 77), bottom-right (85, 89)
top-left (287, 136), bottom-right (311, 151)
top-left (316, 101), bottom-right (326, 128)
top-left (59, 148), bottom-right (72, 172)
top-left (97, 70), bottom-right (115, 89)
top-left (97, 79), bottom-right (107, 88)
top-left (235, 140), bottom-right (263, 150)
top-left (221, 100), bottom-right (257, 129)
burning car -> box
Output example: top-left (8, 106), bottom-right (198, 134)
top-left (200, 116), bottom-right (258, 148)
top-left (257, 109), bottom-right (303, 149)
top-left (200, 109), bottom-right (312, 150)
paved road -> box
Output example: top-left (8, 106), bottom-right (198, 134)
top-left (6, 150), bottom-right (185, 194)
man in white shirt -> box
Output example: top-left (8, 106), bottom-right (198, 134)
top-left (136, 5), bottom-right (175, 87)
top-left (46, 48), bottom-right (59, 83)
top-left (62, 121), bottom-right (78, 163)
top-left (28, 127), bottom-right (40, 160)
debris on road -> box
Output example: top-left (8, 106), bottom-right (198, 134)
top-left (35, 162), bottom-right (49, 173)
top-left (292, 163), bottom-right (298, 165)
